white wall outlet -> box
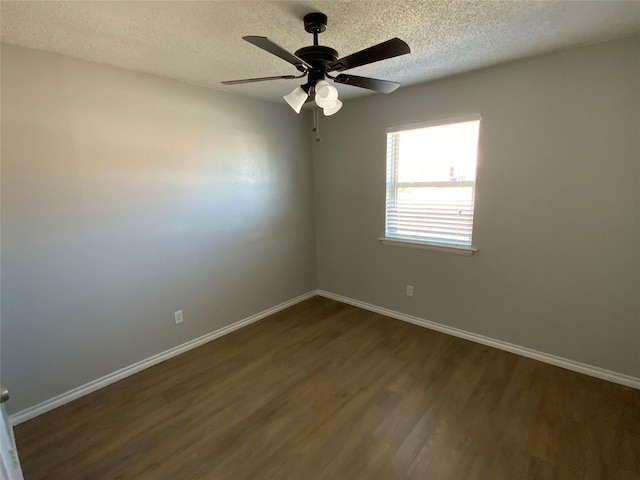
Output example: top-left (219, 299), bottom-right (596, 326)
top-left (406, 285), bottom-right (414, 297)
top-left (174, 310), bottom-right (183, 324)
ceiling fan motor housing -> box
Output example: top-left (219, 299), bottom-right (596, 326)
top-left (295, 46), bottom-right (339, 71)
top-left (296, 12), bottom-right (337, 76)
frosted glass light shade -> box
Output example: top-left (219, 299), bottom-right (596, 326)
top-left (323, 99), bottom-right (343, 116)
top-left (314, 80), bottom-right (338, 108)
top-left (283, 86), bottom-right (308, 114)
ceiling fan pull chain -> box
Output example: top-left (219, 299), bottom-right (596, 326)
top-left (313, 107), bottom-right (321, 143)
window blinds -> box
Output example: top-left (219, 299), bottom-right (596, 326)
top-left (385, 115), bottom-right (480, 247)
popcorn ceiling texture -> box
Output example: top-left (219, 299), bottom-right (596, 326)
top-left (1, 1), bottom-right (639, 103)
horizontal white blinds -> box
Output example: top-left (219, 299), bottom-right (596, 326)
top-left (386, 188), bottom-right (475, 244)
top-left (385, 116), bottom-right (480, 247)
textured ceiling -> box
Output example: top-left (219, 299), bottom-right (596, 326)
top-left (1, 1), bottom-right (639, 104)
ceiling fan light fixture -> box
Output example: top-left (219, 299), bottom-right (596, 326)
top-left (314, 80), bottom-right (338, 108)
top-left (322, 98), bottom-right (343, 116)
top-left (283, 86), bottom-right (309, 113)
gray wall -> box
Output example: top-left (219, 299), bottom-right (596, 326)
top-left (314, 36), bottom-right (640, 378)
top-left (1, 45), bottom-right (316, 413)
top-left (2, 36), bottom-right (639, 416)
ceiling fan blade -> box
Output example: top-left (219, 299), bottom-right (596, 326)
top-left (330, 38), bottom-right (410, 72)
top-left (243, 36), bottom-right (311, 70)
top-left (333, 74), bottom-right (401, 93)
top-left (221, 75), bottom-right (299, 85)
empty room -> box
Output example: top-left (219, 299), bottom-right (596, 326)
top-left (1, 1), bottom-right (639, 479)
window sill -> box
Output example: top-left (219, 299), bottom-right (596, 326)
top-left (379, 237), bottom-right (478, 256)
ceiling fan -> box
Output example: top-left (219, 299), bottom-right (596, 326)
top-left (222, 12), bottom-right (410, 116)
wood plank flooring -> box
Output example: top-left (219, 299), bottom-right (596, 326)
top-left (14, 296), bottom-right (640, 479)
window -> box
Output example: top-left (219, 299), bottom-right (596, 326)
top-left (384, 114), bottom-right (480, 252)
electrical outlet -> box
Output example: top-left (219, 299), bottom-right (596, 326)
top-left (406, 285), bottom-right (414, 297)
top-left (174, 310), bottom-right (183, 324)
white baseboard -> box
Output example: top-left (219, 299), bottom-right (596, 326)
top-left (10, 291), bottom-right (317, 426)
top-left (12, 288), bottom-right (638, 425)
top-left (317, 290), bottom-right (640, 390)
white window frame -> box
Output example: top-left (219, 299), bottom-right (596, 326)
top-left (381, 113), bottom-right (481, 255)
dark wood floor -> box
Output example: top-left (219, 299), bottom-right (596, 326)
top-left (14, 296), bottom-right (640, 479)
